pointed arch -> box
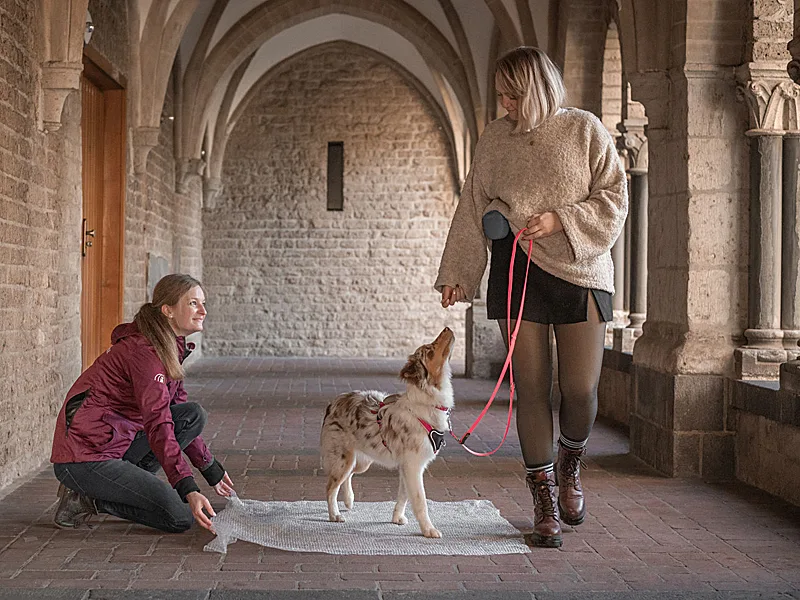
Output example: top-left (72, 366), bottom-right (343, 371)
top-left (179, 0), bottom-right (476, 162)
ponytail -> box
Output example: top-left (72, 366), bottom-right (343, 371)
top-left (134, 273), bottom-right (203, 381)
top-left (134, 302), bottom-right (184, 380)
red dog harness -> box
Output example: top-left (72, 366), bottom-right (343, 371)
top-left (372, 402), bottom-right (450, 454)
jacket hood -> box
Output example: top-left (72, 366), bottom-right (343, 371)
top-left (111, 322), bottom-right (140, 344)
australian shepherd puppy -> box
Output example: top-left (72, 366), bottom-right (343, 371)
top-left (320, 328), bottom-right (455, 538)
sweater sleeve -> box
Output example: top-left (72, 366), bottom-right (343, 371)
top-left (434, 166), bottom-right (491, 302)
top-left (554, 122), bottom-right (628, 263)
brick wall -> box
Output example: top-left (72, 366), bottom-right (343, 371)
top-left (204, 45), bottom-right (466, 359)
top-left (124, 79), bottom-right (203, 320)
top-left (0, 0), bottom-right (82, 488)
top-left (0, 0), bottom-right (202, 489)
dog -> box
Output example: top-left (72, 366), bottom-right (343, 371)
top-left (320, 327), bottom-right (455, 538)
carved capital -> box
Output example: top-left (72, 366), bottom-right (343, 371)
top-left (616, 119), bottom-right (649, 173)
top-left (131, 127), bottom-right (161, 174)
top-left (737, 73), bottom-right (800, 132)
top-left (39, 62), bottom-right (83, 132)
top-left (176, 158), bottom-right (205, 194)
top-left (203, 177), bottom-right (224, 210)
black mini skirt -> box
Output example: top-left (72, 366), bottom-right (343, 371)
top-left (486, 232), bottom-right (613, 325)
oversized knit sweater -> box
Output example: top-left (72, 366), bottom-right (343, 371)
top-left (435, 108), bottom-right (628, 301)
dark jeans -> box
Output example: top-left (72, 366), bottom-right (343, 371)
top-left (54, 402), bottom-right (207, 533)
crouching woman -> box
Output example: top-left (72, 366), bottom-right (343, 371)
top-left (50, 274), bottom-right (234, 533)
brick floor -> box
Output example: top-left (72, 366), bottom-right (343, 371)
top-left (0, 357), bottom-right (799, 599)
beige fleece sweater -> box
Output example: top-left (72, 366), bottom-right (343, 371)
top-left (435, 108), bottom-right (628, 300)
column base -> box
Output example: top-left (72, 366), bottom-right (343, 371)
top-left (612, 327), bottom-right (641, 353)
top-left (630, 366), bottom-right (732, 481)
top-left (734, 347), bottom-right (797, 380)
top-left (783, 330), bottom-right (800, 350)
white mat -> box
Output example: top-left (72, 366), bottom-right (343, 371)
top-left (204, 495), bottom-right (530, 555)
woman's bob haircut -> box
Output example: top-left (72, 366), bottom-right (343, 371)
top-left (495, 46), bottom-right (566, 133)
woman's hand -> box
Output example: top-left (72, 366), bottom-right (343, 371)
top-left (521, 212), bottom-right (563, 241)
top-left (186, 491), bottom-right (216, 533)
top-left (213, 472), bottom-right (235, 497)
top-left (441, 285), bottom-right (465, 307)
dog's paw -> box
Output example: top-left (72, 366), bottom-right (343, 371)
top-left (422, 526), bottom-right (442, 539)
top-left (344, 497), bottom-right (354, 510)
top-left (329, 514), bottom-right (345, 523)
top-left (392, 515), bottom-right (408, 526)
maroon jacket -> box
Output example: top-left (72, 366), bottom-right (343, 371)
top-left (50, 322), bottom-right (213, 493)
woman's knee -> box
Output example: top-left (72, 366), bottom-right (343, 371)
top-left (160, 503), bottom-right (194, 533)
top-left (175, 402), bottom-right (207, 431)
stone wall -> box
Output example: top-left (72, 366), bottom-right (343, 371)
top-left (0, 0), bottom-right (203, 489)
top-left (124, 81), bottom-right (203, 320)
top-left (0, 0), bottom-right (82, 488)
top-left (730, 367), bottom-right (800, 506)
top-left (204, 45), bottom-right (465, 359)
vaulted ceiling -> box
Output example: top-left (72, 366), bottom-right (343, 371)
top-left (143, 0), bottom-right (555, 185)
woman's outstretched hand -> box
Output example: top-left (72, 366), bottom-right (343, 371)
top-left (187, 491), bottom-right (216, 532)
top-left (521, 212), bottom-right (563, 241)
top-left (441, 285), bottom-right (465, 307)
top-left (213, 472), bottom-right (235, 497)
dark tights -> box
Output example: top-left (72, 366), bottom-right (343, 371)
top-left (499, 294), bottom-right (606, 468)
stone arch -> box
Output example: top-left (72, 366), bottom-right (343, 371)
top-left (205, 42), bottom-right (464, 358)
top-left (482, 0), bottom-right (524, 47)
top-left (210, 41), bottom-right (460, 194)
top-left (616, 0), bottom-right (674, 77)
top-left (180, 0), bottom-right (476, 162)
top-left (601, 21), bottom-right (623, 135)
top-left (131, 0), bottom-right (197, 171)
top-left (138, 0), bottom-right (197, 128)
top-left (39, 0), bottom-right (90, 131)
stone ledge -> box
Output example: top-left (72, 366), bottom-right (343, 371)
top-left (734, 347), bottom-right (799, 380)
top-left (731, 368), bottom-right (800, 428)
top-left (602, 347), bottom-right (633, 372)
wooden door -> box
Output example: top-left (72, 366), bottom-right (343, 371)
top-left (80, 64), bottom-right (126, 369)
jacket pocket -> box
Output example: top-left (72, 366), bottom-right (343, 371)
top-left (64, 390), bottom-right (89, 430)
top-left (99, 411), bottom-right (139, 449)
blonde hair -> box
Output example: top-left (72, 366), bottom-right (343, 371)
top-left (495, 46), bottom-right (565, 133)
top-left (134, 274), bottom-right (202, 380)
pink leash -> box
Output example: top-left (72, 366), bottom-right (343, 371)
top-left (450, 227), bottom-right (532, 456)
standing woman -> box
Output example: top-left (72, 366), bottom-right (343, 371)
top-left (50, 274), bottom-right (234, 533)
top-left (436, 47), bottom-right (627, 548)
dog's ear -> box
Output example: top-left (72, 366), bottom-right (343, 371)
top-left (400, 348), bottom-right (428, 388)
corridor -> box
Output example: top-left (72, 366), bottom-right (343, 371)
top-left (0, 358), bottom-right (797, 598)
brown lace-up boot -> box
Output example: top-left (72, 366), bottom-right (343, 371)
top-left (53, 483), bottom-right (98, 529)
top-left (525, 469), bottom-right (562, 548)
top-left (556, 441), bottom-right (586, 526)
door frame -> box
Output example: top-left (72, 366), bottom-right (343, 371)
top-left (81, 51), bottom-right (126, 368)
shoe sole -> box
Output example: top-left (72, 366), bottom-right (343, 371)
top-left (527, 532), bottom-right (563, 548)
top-left (558, 501), bottom-right (586, 526)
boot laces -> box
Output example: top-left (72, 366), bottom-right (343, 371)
top-left (561, 449), bottom-right (586, 486)
top-left (534, 478), bottom-right (556, 517)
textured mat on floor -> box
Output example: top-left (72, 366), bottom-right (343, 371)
top-left (204, 495), bottom-right (530, 555)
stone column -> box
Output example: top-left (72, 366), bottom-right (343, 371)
top-left (782, 133), bottom-right (800, 355)
top-left (613, 118), bottom-right (648, 352)
top-left (744, 131), bottom-right (784, 347)
top-left (735, 70), bottom-right (800, 378)
top-left (611, 221), bottom-right (627, 321)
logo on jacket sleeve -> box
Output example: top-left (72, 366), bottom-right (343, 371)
top-left (154, 373), bottom-right (166, 384)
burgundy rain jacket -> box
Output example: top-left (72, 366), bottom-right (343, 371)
top-left (50, 322), bottom-right (213, 492)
